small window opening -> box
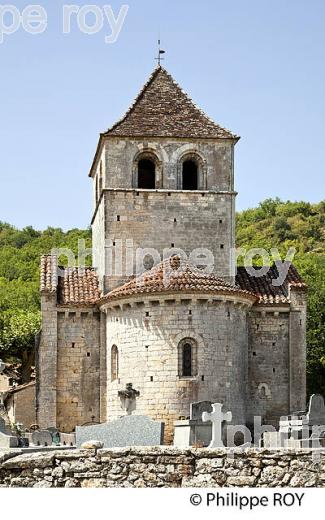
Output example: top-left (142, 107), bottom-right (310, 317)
top-left (111, 345), bottom-right (119, 381)
top-left (182, 343), bottom-right (192, 376)
top-left (182, 160), bottom-right (198, 190)
top-left (87, 352), bottom-right (90, 357)
top-left (138, 159), bottom-right (156, 189)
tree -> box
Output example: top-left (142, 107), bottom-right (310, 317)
top-left (0, 309), bottom-right (41, 382)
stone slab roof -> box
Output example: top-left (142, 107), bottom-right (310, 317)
top-left (104, 66), bottom-right (238, 140)
top-left (101, 256), bottom-right (256, 303)
top-left (236, 264), bottom-right (307, 305)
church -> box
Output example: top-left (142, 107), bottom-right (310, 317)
top-left (37, 66), bottom-right (307, 443)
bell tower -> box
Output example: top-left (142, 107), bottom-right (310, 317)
top-left (89, 66), bottom-right (239, 293)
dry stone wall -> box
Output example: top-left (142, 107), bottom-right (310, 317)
top-left (0, 448), bottom-right (324, 488)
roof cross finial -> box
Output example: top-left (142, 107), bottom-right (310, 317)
top-left (155, 39), bottom-right (165, 66)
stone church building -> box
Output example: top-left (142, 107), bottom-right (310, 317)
top-left (37, 66), bottom-right (307, 441)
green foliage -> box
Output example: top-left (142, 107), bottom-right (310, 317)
top-left (0, 222), bottom-right (91, 362)
top-left (0, 309), bottom-right (41, 356)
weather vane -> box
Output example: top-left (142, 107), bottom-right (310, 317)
top-left (155, 39), bottom-right (165, 66)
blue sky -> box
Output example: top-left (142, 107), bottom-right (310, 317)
top-left (0, 0), bottom-right (324, 230)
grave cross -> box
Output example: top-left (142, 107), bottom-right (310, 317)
top-left (202, 403), bottom-right (232, 448)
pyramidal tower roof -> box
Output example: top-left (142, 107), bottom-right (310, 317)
top-left (104, 66), bottom-right (238, 140)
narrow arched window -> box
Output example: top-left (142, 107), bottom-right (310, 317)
top-left (138, 159), bottom-right (156, 189)
top-left (182, 343), bottom-right (192, 376)
top-left (182, 160), bottom-right (198, 190)
top-left (178, 338), bottom-right (197, 377)
top-left (111, 345), bottom-right (119, 381)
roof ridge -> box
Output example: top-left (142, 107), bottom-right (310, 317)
top-left (102, 256), bottom-right (255, 302)
top-left (158, 66), bottom-right (239, 140)
top-left (105, 66), bottom-right (162, 136)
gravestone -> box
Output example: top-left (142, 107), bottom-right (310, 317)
top-left (306, 394), bottom-right (325, 426)
top-left (47, 427), bottom-right (60, 445)
top-left (266, 394), bottom-right (325, 449)
top-left (202, 403), bottom-right (232, 448)
top-left (59, 432), bottom-right (76, 446)
top-left (76, 415), bottom-right (164, 448)
top-left (0, 431), bottom-right (19, 448)
top-left (190, 401), bottom-right (212, 421)
top-left (31, 429), bottom-right (53, 447)
top-left (174, 401), bottom-right (212, 447)
top-left (0, 417), bottom-right (6, 433)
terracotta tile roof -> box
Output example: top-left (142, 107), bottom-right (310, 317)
top-left (102, 256), bottom-right (256, 302)
top-left (40, 255), bottom-right (101, 306)
top-left (236, 264), bottom-right (307, 305)
top-left (105, 66), bottom-right (238, 140)
top-left (40, 255), bottom-right (58, 293)
top-left (57, 267), bottom-right (101, 306)
top-left (41, 256), bottom-right (306, 307)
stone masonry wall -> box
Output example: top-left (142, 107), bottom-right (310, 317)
top-left (6, 385), bottom-right (36, 429)
top-left (56, 309), bottom-right (101, 432)
top-left (247, 309), bottom-right (290, 426)
top-left (37, 293), bottom-right (58, 428)
top-left (0, 448), bottom-right (324, 487)
top-left (103, 138), bottom-right (234, 192)
top-left (96, 189), bottom-right (235, 292)
top-left (103, 294), bottom-right (252, 442)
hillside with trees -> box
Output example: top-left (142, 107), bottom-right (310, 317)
top-left (0, 199), bottom-right (324, 394)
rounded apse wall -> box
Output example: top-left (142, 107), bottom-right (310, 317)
top-left (101, 293), bottom-right (253, 443)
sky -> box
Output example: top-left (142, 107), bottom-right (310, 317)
top-left (0, 0), bottom-right (324, 230)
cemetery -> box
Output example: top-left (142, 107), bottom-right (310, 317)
top-left (1, 394), bottom-right (325, 487)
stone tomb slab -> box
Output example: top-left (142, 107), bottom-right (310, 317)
top-left (306, 394), bottom-right (325, 426)
top-left (0, 431), bottom-right (19, 448)
top-left (174, 401), bottom-right (212, 447)
top-left (31, 430), bottom-right (53, 447)
top-left (76, 415), bottom-right (164, 448)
